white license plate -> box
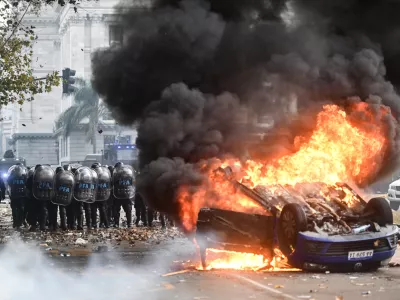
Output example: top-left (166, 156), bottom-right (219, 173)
top-left (348, 250), bottom-right (374, 260)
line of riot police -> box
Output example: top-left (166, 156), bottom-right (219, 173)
top-left (5, 162), bottom-right (159, 231)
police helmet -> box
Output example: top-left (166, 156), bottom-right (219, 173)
top-left (114, 162), bottom-right (123, 168)
top-left (55, 166), bottom-right (63, 174)
top-left (91, 162), bottom-right (101, 169)
top-left (108, 165), bottom-right (114, 174)
top-left (35, 164), bottom-right (42, 170)
top-left (63, 164), bottom-right (72, 172)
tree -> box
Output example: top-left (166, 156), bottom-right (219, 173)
top-left (55, 79), bottom-right (108, 153)
top-left (0, 0), bottom-right (60, 106)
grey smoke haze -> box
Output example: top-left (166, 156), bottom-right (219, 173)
top-left (91, 0), bottom-right (400, 220)
top-left (0, 238), bottom-right (196, 300)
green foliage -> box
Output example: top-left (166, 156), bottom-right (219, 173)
top-left (0, 0), bottom-right (60, 107)
top-left (55, 79), bottom-right (108, 152)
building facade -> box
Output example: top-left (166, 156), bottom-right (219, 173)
top-left (3, 0), bottom-right (147, 166)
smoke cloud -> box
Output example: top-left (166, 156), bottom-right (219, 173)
top-left (91, 0), bottom-right (400, 220)
top-left (0, 239), bottom-right (196, 300)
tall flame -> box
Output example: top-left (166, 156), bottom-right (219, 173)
top-left (241, 103), bottom-right (388, 187)
top-left (178, 103), bottom-right (390, 232)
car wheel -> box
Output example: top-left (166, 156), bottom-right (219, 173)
top-left (278, 203), bottom-right (307, 256)
top-left (365, 197), bottom-right (393, 226)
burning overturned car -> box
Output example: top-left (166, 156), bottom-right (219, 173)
top-left (195, 166), bottom-right (398, 272)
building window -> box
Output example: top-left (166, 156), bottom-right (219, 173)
top-left (109, 25), bottom-right (123, 46)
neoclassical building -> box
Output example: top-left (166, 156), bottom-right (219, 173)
top-left (3, 0), bottom-right (148, 166)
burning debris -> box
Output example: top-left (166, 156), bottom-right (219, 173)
top-left (194, 165), bottom-right (397, 272)
top-left (175, 102), bottom-right (394, 232)
top-left (210, 167), bottom-right (391, 237)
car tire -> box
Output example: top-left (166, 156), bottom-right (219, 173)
top-left (278, 203), bottom-right (307, 256)
top-left (365, 197), bottom-right (393, 226)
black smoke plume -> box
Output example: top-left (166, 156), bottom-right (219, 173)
top-left (92, 0), bottom-right (400, 221)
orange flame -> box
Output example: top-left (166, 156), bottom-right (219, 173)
top-left (196, 248), bottom-right (300, 271)
top-left (199, 248), bottom-right (267, 271)
top-left (180, 103), bottom-right (391, 271)
top-left (241, 103), bottom-right (388, 187)
top-left (178, 103), bottom-right (391, 232)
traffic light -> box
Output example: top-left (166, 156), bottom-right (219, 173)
top-left (62, 68), bottom-right (76, 94)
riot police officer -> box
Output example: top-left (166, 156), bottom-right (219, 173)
top-left (31, 164), bottom-right (53, 231)
top-left (73, 165), bottom-right (96, 230)
top-left (134, 192), bottom-right (147, 226)
top-left (112, 162), bottom-right (134, 228)
top-left (67, 166), bottom-right (81, 230)
top-left (48, 166), bottom-right (69, 231)
top-left (107, 165), bottom-right (115, 225)
top-left (25, 167), bottom-right (36, 230)
top-left (7, 163), bottom-right (27, 228)
top-left (90, 163), bottom-right (110, 229)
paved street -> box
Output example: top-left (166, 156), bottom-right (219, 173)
top-left (0, 237), bottom-right (396, 300)
top-left (0, 202), bottom-right (399, 299)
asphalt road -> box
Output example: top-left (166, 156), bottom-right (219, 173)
top-left (11, 238), bottom-right (397, 300)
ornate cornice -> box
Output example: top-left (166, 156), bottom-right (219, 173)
top-left (23, 18), bottom-right (57, 25)
top-left (12, 133), bottom-right (55, 140)
top-left (59, 12), bottom-right (106, 35)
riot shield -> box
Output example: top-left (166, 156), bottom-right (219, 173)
top-left (112, 165), bottom-right (135, 200)
top-left (52, 170), bottom-right (74, 206)
top-left (94, 166), bottom-right (111, 201)
top-left (7, 164), bottom-right (27, 199)
top-left (32, 165), bottom-right (55, 201)
top-left (73, 166), bottom-right (96, 203)
top-left (89, 168), bottom-right (98, 203)
top-left (25, 168), bottom-right (34, 198)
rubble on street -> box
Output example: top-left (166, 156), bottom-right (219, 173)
top-left (0, 202), bottom-right (184, 251)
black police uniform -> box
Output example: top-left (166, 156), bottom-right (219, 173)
top-left (66, 167), bottom-right (81, 230)
top-left (134, 192), bottom-right (147, 226)
top-left (112, 163), bottom-right (133, 228)
top-left (106, 166), bottom-right (114, 225)
top-left (90, 162), bottom-right (109, 229)
top-left (48, 167), bottom-right (68, 231)
top-left (7, 164), bottom-right (26, 228)
top-left (30, 164), bottom-right (49, 231)
top-left (25, 169), bottom-right (37, 230)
